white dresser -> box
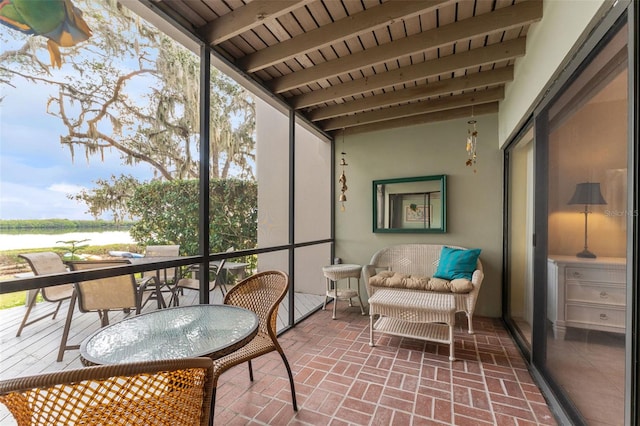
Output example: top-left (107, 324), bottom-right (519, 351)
top-left (547, 255), bottom-right (626, 340)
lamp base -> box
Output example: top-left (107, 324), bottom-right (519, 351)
top-left (576, 249), bottom-right (597, 259)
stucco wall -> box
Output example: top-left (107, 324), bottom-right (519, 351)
top-left (335, 114), bottom-right (503, 318)
top-left (499, 0), bottom-right (607, 147)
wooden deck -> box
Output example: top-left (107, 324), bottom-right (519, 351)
top-left (0, 288), bottom-right (325, 380)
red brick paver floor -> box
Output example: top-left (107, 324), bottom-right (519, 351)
top-left (214, 307), bottom-right (558, 425)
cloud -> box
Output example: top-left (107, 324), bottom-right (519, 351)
top-left (49, 183), bottom-right (86, 193)
top-left (0, 182), bottom-right (93, 220)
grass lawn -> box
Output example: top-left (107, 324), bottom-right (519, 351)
top-left (0, 291), bottom-right (34, 309)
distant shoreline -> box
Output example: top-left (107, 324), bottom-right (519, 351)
top-left (0, 218), bottom-right (134, 231)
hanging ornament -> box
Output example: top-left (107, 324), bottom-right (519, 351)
top-left (339, 130), bottom-right (348, 211)
top-left (466, 119), bottom-right (478, 173)
top-left (339, 153), bottom-right (348, 212)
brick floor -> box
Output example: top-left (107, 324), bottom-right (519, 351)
top-left (214, 307), bottom-right (558, 425)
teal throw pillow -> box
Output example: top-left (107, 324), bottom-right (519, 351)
top-left (433, 247), bottom-right (481, 280)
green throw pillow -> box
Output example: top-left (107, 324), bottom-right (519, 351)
top-left (433, 247), bottom-right (481, 280)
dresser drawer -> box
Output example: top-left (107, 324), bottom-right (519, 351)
top-left (565, 266), bottom-right (625, 284)
top-left (566, 304), bottom-right (625, 329)
top-left (566, 283), bottom-right (626, 306)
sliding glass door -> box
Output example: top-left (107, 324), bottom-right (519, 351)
top-left (542, 22), bottom-right (629, 425)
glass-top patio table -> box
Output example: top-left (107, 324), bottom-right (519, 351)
top-left (79, 304), bottom-right (259, 366)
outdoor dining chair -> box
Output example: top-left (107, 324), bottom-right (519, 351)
top-left (137, 244), bottom-right (180, 310)
top-left (209, 270), bottom-right (297, 419)
top-left (170, 257), bottom-right (227, 306)
top-left (57, 260), bottom-right (138, 362)
top-left (0, 357), bottom-right (214, 425)
top-left (170, 247), bottom-right (235, 306)
top-left (15, 252), bottom-right (74, 338)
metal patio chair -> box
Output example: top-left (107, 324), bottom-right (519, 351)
top-left (16, 252), bottom-right (74, 337)
top-left (57, 260), bottom-right (138, 362)
top-left (137, 244), bottom-right (180, 310)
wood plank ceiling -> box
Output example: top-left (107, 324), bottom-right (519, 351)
top-left (147, 0), bottom-right (543, 137)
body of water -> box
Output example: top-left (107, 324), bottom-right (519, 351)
top-left (0, 231), bottom-right (135, 251)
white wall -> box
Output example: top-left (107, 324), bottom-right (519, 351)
top-left (499, 0), bottom-right (607, 147)
top-left (335, 114), bottom-right (503, 317)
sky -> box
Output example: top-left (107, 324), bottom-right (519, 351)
top-left (0, 79), bottom-right (154, 220)
top-left (0, 3), bottom-right (157, 221)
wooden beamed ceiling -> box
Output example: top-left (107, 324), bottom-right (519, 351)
top-left (149, 0), bottom-right (543, 137)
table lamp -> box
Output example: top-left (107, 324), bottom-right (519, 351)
top-left (568, 182), bottom-right (607, 258)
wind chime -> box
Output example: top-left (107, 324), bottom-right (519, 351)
top-left (465, 117), bottom-right (478, 173)
top-left (339, 130), bottom-right (348, 212)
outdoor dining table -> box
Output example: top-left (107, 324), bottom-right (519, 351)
top-left (79, 304), bottom-right (259, 366)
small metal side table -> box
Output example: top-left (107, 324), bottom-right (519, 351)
top-left (322, 264), bottom-right (366, 319)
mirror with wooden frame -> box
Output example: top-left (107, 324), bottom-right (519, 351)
top-left (373, 175), bottom-right (446, 233)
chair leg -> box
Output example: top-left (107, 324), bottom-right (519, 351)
top-left (467, 311), bottom-right (475, 334)
top-left (15, 289), bottom-right (42, 337)
top-left (57, 292), bottom-right (77, 362)
top-left (247, 360), bottom-right (254, 381)
top-left (51, 299), bottom-right (63, 319)
top-left (278, 350), bottom-right (298, 411)
top-left (169, 289), bottom-right (180, 307)
top-left (209, 387), bottom-right (217, 426)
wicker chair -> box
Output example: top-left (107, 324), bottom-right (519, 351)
top-left (0, 358), bottom-right (214, 426)
top-left (58, 260), bottom-right (139, 362)
top-left (211, 270), bottom-right (297, 419)
top-left (16, 252), bottom-right (74, 337)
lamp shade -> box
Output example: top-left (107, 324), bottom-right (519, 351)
top-left (568, 182), bottom-right (607, 205)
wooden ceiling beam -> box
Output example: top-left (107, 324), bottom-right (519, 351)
top-left (334, 102), bottom-right (499, 136)
top-left (238, 0), bottom-right (450, 73)
top-left (291, 37), bottom-right (525, 109)
top-left (199, 0), bottom-right (315, 45)
top-left (308, 66), bottom-right (513, 121)
top-left (269, 0), bottom-right (541, 93)
top-left (320, 86), bottom-right (504, 131)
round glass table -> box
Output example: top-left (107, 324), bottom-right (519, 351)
top-left (80, 304), bottom-right (259, 366)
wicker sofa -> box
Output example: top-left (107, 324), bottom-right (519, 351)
top-left (363, 244), bottom-right (484, 334)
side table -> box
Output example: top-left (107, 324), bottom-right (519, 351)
top-left (322, 264), bottom-right (366, 319)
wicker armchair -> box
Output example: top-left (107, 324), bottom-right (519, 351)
top-left (16, 252), bottom-right (74, 337)
top-left (210, 270), bottom-right (297, 419)
top-left (0, 358), bottom-right (214, 426)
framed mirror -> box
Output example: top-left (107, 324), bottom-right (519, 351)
top-left (373, 175), bottom-right (446, 233)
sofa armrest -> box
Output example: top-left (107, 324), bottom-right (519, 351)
top-left (471, 269), bottom-right (484, 290)
top-left (362, 264), bottom-right (393, 297)
top-left (362, 265), bottom-right (377, 297)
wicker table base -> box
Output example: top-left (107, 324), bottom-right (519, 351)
top-left (368, 289), bottom-right (456, 361)
top-left (322, 264), bottom-right (366, 319)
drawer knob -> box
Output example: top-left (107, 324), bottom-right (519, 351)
top-left (572, 271), bottom-right (582, 278)
top-left (600, 313), bottom-right (608, 321)
top-left (599, 291), bottom-right (609, 299)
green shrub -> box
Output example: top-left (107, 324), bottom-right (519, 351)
top-left (127, 179), bottom-right (257, 256)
